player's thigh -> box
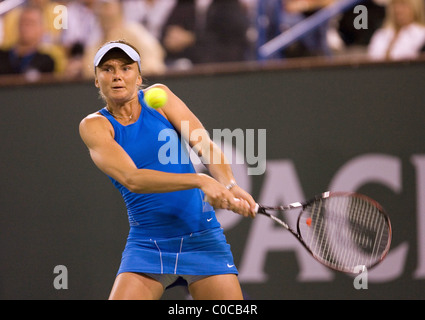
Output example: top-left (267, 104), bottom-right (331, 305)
top-left (188, 274), bottom-right (243, 300)
top-left (109, 272), bottom-right (164, 300)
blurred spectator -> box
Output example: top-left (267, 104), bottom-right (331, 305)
top-left (368, 0), bottom-right (425, 60)
top-left (2, 0), bottom-right (63, 47)
top-left (337, 0), bottom-right (386, 54)
top-left (61, 0), bottom-right (102, 53)
top-left (0, 5), bottom-right (55, 75)
top-left (1, 0), bottom-right (67, 73)
top-left (161, 0), bottom-right (251, 68)
top-left (81, 0), bottom-right (166, 78)
top-left (0, 16), bottom-right (4, 45)
top-left (161, 0), bottom-right (199, 68)
top-left (61, 0), bottom-right (102, 78)
top-left (200, 0), bottom-right (251, 63)
top-left (256, 0), bottom-right (334, 59)
top-left (285, 0), bottom-right (334, 57)
top-left (122, 0), bottom-right (177, 39)
top-left (256, 0), bottom-right (283, 59)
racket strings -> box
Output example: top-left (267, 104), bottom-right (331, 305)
top-left (299, 196), bottom-right (390, 272)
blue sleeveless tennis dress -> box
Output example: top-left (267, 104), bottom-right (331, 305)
top-left (98, 90), bottom-right (238, 281)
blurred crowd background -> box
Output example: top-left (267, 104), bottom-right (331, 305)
top-left (0, 0), bottom-right (424, 79)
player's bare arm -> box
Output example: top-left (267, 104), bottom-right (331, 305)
top-left (79, 113), bottom-right (203, 193)
top-left (79, 112), bottom-right (251, 215)
top-left (156, 84), bottom-right (256, 216)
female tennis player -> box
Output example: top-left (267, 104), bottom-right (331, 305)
top-left (79, 40), bottom-right (256, 300)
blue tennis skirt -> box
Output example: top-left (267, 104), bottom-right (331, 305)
top-left (117, 227), bottom-right (238, 276)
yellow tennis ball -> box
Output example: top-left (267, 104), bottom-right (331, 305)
top-left (144, 87), bottom-right (168, 109)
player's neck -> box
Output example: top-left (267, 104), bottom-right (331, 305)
top-left (106, 97), bottom-right (140, 120)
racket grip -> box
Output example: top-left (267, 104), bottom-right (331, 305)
top-left (254, 203), bottom-right (259, 213)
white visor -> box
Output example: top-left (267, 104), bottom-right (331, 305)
top-left (93, 42), bottom-right (141, 71)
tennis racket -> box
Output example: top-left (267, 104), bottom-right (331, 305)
top-left (255, 191), bottom-right (392, 273)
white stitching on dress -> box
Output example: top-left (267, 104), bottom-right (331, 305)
top-left (153, 240), bottom-right (163, 274)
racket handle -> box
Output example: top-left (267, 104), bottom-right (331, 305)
top-left (254, 203), bottom-right (260, 213)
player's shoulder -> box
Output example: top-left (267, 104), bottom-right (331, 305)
top-left (79, 111), bottom-right (111, 136)
top-left (80, 111), bottom-right (106, 126)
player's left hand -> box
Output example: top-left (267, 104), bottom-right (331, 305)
top-left (228, 185), bottom-right (256, 218)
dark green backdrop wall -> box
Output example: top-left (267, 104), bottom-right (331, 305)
top-left (0, 59), bottom-right (424, 299)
